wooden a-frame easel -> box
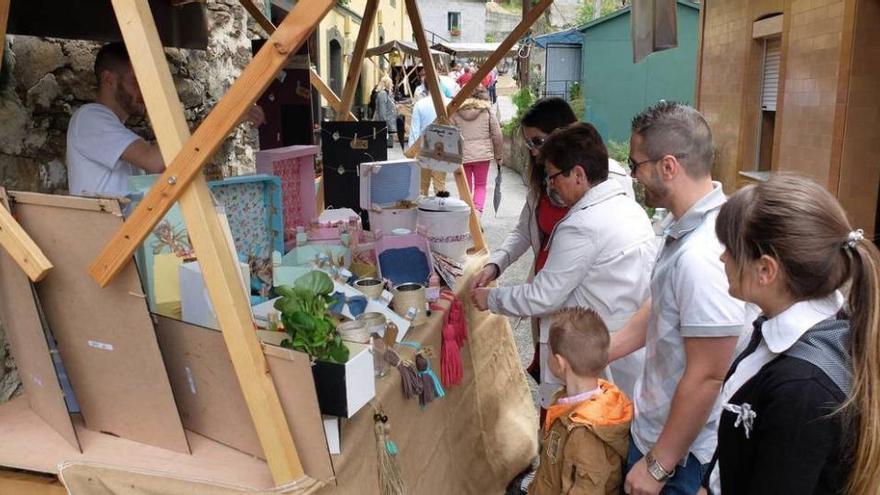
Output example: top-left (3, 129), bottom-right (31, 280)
top-left (0, 0), bottom-right (555, 487)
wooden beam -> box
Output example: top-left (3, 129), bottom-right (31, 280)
top-left (89, 0), bottom-right (335, 287)
top-left (0, 189), bottom-right (53, 282)
top-left (309, 68), bottom-right (357, 121)
top-left (405, 0), bottom-right (447, 122)
top-left (239, 0), bottom-right (276, 36)
top-left (111, 0), bottom-right (307, 485)
top-left (337, 0), bottom-right (379, 120)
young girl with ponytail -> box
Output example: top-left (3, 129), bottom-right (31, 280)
top-left (701, 174), bottom-right (880, 494)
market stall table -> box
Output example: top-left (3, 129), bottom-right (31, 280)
top-left (0, 252), bottom-right (538, 494)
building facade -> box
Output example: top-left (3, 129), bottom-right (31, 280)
top-left (418, 0), bottom-right (487, 45)
top-left (697, 0), bottom-right (880, 238)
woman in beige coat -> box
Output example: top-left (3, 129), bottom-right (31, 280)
top-left (450, 87), bottom-right (503, 214)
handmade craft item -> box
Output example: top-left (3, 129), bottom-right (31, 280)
top-left (392, 282), bottom-right (427, 326)
top-left (383, 348), bottom-right (421, 400)
top-left (360, 159), bottom-right (421, 234)
top-left (417, 192), bottom-right (473, 262)
top-left (415, 352), bottom-right (445, 408)
top-left (436, 291), bottom-right (467, 387)
top-left (255, 145), bottom-right (318, 243)
top-left (354, 277), bottom-right (384, 299)
top-left (335, 320), bottom-right (370, 344)
top-left (418, 123), bottom-right (464, 173)
top-left (373, 405), bottom-right (405, 495)
top-left (375, 232), bottom-right (433, 286)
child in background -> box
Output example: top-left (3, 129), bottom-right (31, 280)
top-left (528, 307), bottom-right (633, 495)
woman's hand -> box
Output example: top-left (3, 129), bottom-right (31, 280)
top-left (471, 287), bottom-right (491, 311)
top-left (470, 264), bottom-right (498, 292)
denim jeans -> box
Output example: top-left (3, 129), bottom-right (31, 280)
top-left (625, 438), bottom-right (708, 495)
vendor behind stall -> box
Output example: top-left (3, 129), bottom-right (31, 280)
top-left (67, 42), bottom-right (264, 197)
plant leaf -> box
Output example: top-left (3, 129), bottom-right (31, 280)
top-left (294, 271), bottom-right (334, 296)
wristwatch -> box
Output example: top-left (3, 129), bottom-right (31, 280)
top-left (645, 451), bottom-right (675, 482)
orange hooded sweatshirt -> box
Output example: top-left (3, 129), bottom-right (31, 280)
top-left (529, 379), bottom-right (633, 495)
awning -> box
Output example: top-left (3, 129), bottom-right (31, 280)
top-left (6, 0), bottom-right (209, 49)
top-left (533, 29), bottom-right (583, 49)
top-left (364, 40), bottom-right (450, 68)
top-left (429, 42), bottom-right (519, 58)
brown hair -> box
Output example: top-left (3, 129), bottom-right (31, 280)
top-left (539, 122), bottom-right (609, 185)
top-left (94, 42), bottom-right (131, 85)
top-left (520, 97), bottom-right (578, 198)
top-left (548, 307), bottom-right (609, 376)
top-left (630, 101), bottom-right (715, 179)
top-left (715, 173), bottom-right (880, 493)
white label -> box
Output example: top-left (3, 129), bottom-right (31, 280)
top-left (185, 366), bottom-right (197, 395)
top-left (87, 340), bottom-right (114, 351)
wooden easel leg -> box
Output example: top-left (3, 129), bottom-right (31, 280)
top-left (338, 0), bottom-right (379, 120)
top-left (0, 0), bottom-right (9, 65)
top-left (111, 0), bottom-right (307, 485)
top-left (309, 68), bottom-right (357, 121)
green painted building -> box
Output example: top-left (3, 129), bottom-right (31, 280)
top-left (578, 1), bottom-right (701, 144)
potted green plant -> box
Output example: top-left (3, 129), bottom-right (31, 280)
top-left (273, 271), bottom-right (374, 417)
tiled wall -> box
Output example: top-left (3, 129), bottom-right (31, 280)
top-left (775, 0), bottom-right (847, 183)
top-left (837, 0), bottom-right (880, 237)
top-left (696, 0), bottom-right (752, 190)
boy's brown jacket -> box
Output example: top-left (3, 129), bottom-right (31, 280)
top-left (529, 380), bottom-right (633, 495)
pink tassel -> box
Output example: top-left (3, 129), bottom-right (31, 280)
top-left (451, 299), bottom-right (468, 346)
top-left (441, 316), bottom-right (462, 387)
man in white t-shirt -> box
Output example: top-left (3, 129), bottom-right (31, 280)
top-left (67, 42), bottom-right (264, 197)
top-left (609, 102), bottom-right (745, 495)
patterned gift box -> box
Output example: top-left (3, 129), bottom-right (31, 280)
top-left (129, 174), bottom-right (284, 308)
top-left (255, 145), bottom-right (319, 244)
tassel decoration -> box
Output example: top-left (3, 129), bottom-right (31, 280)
top-left (385, 349), bottom-right (422, 400)
top-left (373, 409), bottom-right (405, 495)
top-left (415, 352), bottom-right (445, 408)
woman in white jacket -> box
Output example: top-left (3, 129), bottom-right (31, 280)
top-left (471, 122), bottom-right (655, 408)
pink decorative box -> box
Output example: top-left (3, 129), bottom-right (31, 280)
top-left (255, 145), bottom-right (319, 243)
top-left (359, 159), bottom-right (420, 235)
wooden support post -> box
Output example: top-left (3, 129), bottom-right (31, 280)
top-left (310, 68), bottom-right (357, 121)
top-left (337, 0), bottom-right (379, 120)
top-left (0, 190), bottom-right (53, 282)
top-left (405, 0), bottom-right (446, 121)
top-left (405, 0), bottom-right (489, 253)
top-left (0, 0), bottom-right (9, 65)
top-left (239, 0), bottom-right (276, 36)
top-left (90, 0), bottom-right (336, 287)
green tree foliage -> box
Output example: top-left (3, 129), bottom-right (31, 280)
top-left (576, 0), bottom-right (630, 26)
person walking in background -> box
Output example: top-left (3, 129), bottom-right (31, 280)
top-left (450, 86), bottom-right (502, 215)
top-left (372, 76), bottom-right (398, 149)
top-left (699, 174), bottom-right (880, 494)
top-left (408, 82), bottom-right (449, 195)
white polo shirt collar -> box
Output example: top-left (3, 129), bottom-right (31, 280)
top-left (664, 182), bottom-right (727, 240)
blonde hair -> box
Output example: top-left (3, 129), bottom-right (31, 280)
top-left (379, 75), bottom-right (394, 93)
top-left (716, 174), bottom-right (880, 493)
top-left (548, 308), bottom-right (609, 376)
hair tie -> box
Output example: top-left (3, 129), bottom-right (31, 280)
top-left (846, 229), bottom-right (864, 249)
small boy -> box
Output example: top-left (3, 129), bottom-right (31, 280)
top-left (527, 307), bottom-right (633, 495)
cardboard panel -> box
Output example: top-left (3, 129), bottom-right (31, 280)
top-left (10, 192), bottom-right (189, 454)
top-left (153, 316), bottom-right (334, 482)
top-left (0, 194), bottom-right (79, 451)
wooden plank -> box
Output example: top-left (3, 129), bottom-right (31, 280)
top-left (0, 469), bottom-right (65, 495)
top-left (110, 0), bottom-right (307, 485)
top-left (15, 193), bottom-right (190, 454)
top-left (309, 68), bottom-right (357, 121)
top-left (238, 0), bottom-right (276, 36)
top-left (752, 14), bottom-right (782, 39)
top-left (0, 195), bottom-right (53, 282)
top-left (89, 0), bottom-right (335, 287)
top-left (0, 190), bottom-right (79, 452)
top-left (337, 0), bottom-right (379, 120)
top-left (405, 0), bottom-right (447, 121)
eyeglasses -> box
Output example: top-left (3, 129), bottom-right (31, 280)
top-left (522, 130), bottom-right (546, 151)
top-left (545, 169), bottom-right (569, 183)
top-left (627, 153), bottom-right (688, 177)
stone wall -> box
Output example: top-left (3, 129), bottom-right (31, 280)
top-left (0, 0), bottom-right (257, 401)
top-left (486, 4), bottom-right (520, 42)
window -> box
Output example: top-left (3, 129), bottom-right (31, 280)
top-left (755, 37), bottom-right (781, 171)
top-left (448, 12), bottom-right (461, 31)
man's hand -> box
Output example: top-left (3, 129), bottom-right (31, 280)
top-left (471, 287), bottom-right (490, 311)
top-left (241, 104), bottom-right (266, 127)
top-left (623, 457), bottom-right (666, 495)
top-left (469, 265), bottom-right (498, 292)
